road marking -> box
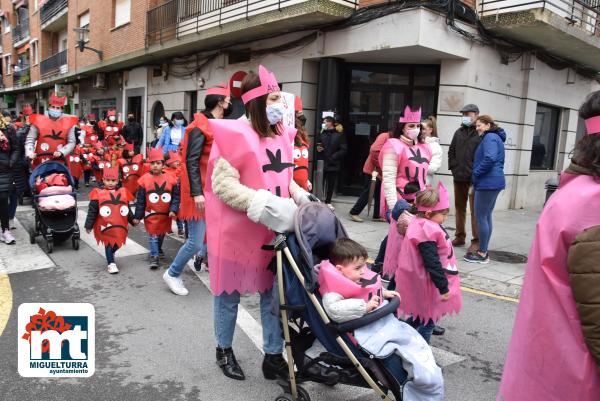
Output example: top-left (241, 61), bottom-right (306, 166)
top-left (0, 218), bottom-right (55, 275)
top-left (461, 286), bottom-right (519, 303)
top-left (77, 210), bottom-right (148, 258)
top-left (0, 273), bottom-right (12, 337)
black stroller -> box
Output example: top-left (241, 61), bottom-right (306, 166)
top-left (28, 161), bottom-right (80, 253)
top-left (269, 202), bottom-right (403, 401)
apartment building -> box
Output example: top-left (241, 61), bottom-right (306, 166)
top-left (0, 0), bottom-right (599, 209)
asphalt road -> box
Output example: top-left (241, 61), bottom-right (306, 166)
top-left (0, 207), bottom-right (517, 401)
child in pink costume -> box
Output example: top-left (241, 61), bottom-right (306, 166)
top-left (396, 183), bottom-right (461, 343)
top-left (319, 238), bottom-right (444, 401)
top-left (498, 92), bottom-right (600, 401)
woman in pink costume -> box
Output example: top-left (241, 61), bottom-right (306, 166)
top-left (380, 106), bottom-right (433, 279)
top-left (205, 66), bottom-right (312, 382)
top-left (497, 91), bottom-right (600, 401)
top-left (396, 183), bottom-right (461, 343)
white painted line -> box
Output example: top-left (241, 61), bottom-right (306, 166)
top-left (0, 218), bottom-right (55, 275)
top-left (77, 210), bottom-right (148, 257)
top-left (432, 345), bottom-right (466, 367)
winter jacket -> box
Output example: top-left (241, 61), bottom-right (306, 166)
top-left (426, 136), bottom-right (443, 187)
top-left (10, 124), bottom-right (27, 193)
top-left (448, 124), bottom-right (481, 183)
top-left (122, 121), bottom-right (143, 148)
top-left (362, 132), bottom-right (390, 177)
top-left (156, 124), bottom-right (187, 155)
top-left (472, 128), bottom-right (506, 191)
top-left (0, 130), bottom-right (22, 193)
top-left (316, 128), bottom-right (347, 172)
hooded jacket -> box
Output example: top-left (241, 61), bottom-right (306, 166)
top-left (472, 128), bottom-right (506, 191)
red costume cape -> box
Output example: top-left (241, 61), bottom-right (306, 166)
top-left (118, 154), bottom-right (144, 195)
top-left (90, 187), bottom-right (133, 247)
top-left (137, 172), bottom-right (178, 235)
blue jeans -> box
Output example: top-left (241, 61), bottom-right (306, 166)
top-left (474, 189), bottom-right (501, 253)
top-left (381, 353), bottom-right (408, 386)
top-left (105, 245), bottom-right (120, 264)
top-left (213, 287), bottom-right (283, 354)
top-left (149, 234), bottom-right (165, 257)
top-left (167, 219), bottom-right (207, 278)
top-left (176, 219), bottom-right (184, 231)
top-left (406, 317), bottom-right (435, 344)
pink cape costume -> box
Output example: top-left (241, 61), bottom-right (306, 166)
top-left (318, 260), bottom-right (382, 304)
top-left (205, 119), bottom-right (296, 295)
top-left (379, 138), bottom-right (432, 277)
top-left (497, 171), bottom-right (600, 401)
top-left (396, 217), bottom-right (461, 323)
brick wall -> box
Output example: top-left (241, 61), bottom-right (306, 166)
top-left (0, 0), bottom-right (15, 88)
top-left (28, 0), bottom-right (41, 84)
top-left (69, 0), bottom-right (147, 72)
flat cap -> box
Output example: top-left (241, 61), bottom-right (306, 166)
top-left (460, 103), bottom-right (479, 113)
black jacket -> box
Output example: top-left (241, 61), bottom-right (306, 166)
top-left (417, 241), bottom-right (449, 295)
top-left (316, 128), bottom-right (347, 172)
top-left (185, 111), bottom-right (213, 197)
top-left (123, 121), bottom-right (143, 147)
top-left (448, 124), bottom-right (481, 183)
top-left (0, 129), bottom-right (23, 193)
top-left (11, 124), bottom-right (27, 192)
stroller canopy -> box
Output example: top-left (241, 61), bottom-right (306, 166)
top-left (29, 161), bottom-right (76, 190)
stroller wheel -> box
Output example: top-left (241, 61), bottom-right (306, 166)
top-left (274, 386), bottom-right (311, 401)
top-left (29, 228), bottom-right (36, 244)
top-left (46, 239), bottom-right (54, 254)
top-left (72, 237), bottom-right (80, 250)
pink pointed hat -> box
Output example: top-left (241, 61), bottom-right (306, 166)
top-left (207, 82), bottom-right (230, 97)
top-left (241, 65), bottom-right (280, 104)
top-left (399, 105), bottom-right (422, 123)
top-left (585, 115), bottom-right (600, 135)
top-left (417, 182), bottom-right (450, 212)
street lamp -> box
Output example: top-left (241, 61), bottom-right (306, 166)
top-left (74, 27), bottom-right (103, 60)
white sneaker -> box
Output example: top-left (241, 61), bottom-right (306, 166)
top-left (2, 230), bottom-right (15, 244)
top-left (107, 263), bottom-right (119, 274)
top-left (163, 270), bottom-right (189, 296)
top-left (326, 203), bottom-right (335, 212)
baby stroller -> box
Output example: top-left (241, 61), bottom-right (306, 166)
top-left (269, 202), bottom-right (403, 401)
top-left (28, 161), bottom-right (80, 253)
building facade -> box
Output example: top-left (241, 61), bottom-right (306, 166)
top-left (0, 0), bottom-right (599, 210)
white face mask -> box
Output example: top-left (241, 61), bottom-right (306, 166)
top-left (406, 128), bottom-right (420, 141)
top-left (462, 116), bottom-right (472, 126)
top-left (109, 116), bottom-right (116, 122)
top-left (266, 103), bottom-right (285, 125)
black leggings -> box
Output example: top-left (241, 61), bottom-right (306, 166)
top-left (324, 171), bottom-right (338, 204)
top-left (0, 192), bottom-right (9, 231)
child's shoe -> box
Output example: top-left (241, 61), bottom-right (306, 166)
top-left (107, 263), bottom-right (119, 274)
top-left (149, 256), bottom-right (159, 270)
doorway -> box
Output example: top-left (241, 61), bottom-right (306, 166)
top-left (185, 90), bottom-right (198, 122)
top-left (340, 64), bottom-right (439, 194)
top-left (127, 96), bottom-right (142, 123)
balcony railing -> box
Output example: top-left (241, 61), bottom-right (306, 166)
top-left (12, 18), bottom-right (30, 46)
top-left (146, 0), bottom-right (357, 46)
top-left (41, 0), bottom-right (68, 26)
top-left (480, 0), bottom-right (600, 35)
top-left (13, 67), bottom-right (30, 88)
top-left (40, 49), bottom-right (68, 78)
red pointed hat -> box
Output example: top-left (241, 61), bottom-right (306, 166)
top-left (107, 109), bottom-right (117, 117)
top-left (166, 151), bottom-right (181, 165)
top-left (294, 96), bottom-right (303, 112)
top-left (93, 142), bottom-right (104, 150)
top-left (103, 166), bottom-right (119, 181)
top-left (241, 65), bottom-right (280, 104)
top-left (207, 82), bottom-right (230, 97)
top-left (86, 113), bottom-right (96, 121)
top-left (146, 147), bottom-right (164, 163)
top-left (49, 92), bottom-right (67, 107)
top-left (22, 104), bottom-right (33, 116)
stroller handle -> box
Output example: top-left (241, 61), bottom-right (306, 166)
top-left (333, 296), bottom-right (400, 333)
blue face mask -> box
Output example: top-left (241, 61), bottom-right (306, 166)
top-left (48, 109), bottom-right (62, 119)
top-left (461, 116), bottom-right (472, 126)
top-left (173, 119), bottom-right (184, 127)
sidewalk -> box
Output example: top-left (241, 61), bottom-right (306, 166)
top-left (331, 196), bottom-right (540, 299)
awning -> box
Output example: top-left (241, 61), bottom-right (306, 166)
top-left (13, 0), bottom-right (26, 9)
top-left (16, 43), bottom-right (29, 54)
top-left (0, 10), bottom-right (10, 18)
top-left (38, 0), bottom-right (50, 7)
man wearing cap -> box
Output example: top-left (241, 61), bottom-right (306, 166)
top-left (122, 112), bottom-right (143, 154)
top-left (448, 103), bottom-right (481, 252)
top-left (25, 93), bottom-right (78, 169)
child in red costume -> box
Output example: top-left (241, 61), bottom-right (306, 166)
top-left (164, 151), bottom-right (185, 237)
top-left (80, 143), bottom-right (95, 187)
top-left (133, 148), bottom-right (180, 269)
top-left (67, 145), bottom-right (84, 189)
top-left (84, 167), bottom-right (136, 274)
top-left (91, 143), bottom-right (112, 184)
top-left (118, 143), bottom-right (143, 196)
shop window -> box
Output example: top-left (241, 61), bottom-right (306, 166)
top-left (530, 103), bottom-right (560, 170)
top-left (114, 0), bottom-right (131, 28)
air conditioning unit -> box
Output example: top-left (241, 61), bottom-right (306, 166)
top-left (93, 72), bottom-right (107, 89)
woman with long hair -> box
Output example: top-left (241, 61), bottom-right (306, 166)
top-left (205, 66), bottom-right (312, 381)
top-left (421, 116), bottom-right (443, 186)
top-left (155, 111), bottom-right (188, 156)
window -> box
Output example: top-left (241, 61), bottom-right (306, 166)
top-left (114, 0), bottom-right (131, 28)
top-left (4, 54), bottom-right (11, 75)
top-left (2, 17), bottom-right (10, 33)
top-left (531, 104), bottom-right (560, 170)
top-left (30, 40), bottom-right (39, 65)
top-left (79, 11), bottom-right (90, 42)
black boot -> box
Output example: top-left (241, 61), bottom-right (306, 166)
top-left (432, 325), bottom-right (445, 336)
top-left (216, 347), bottom-right (245, 380)
top-left (262, 353), bottom-right (288, 380)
